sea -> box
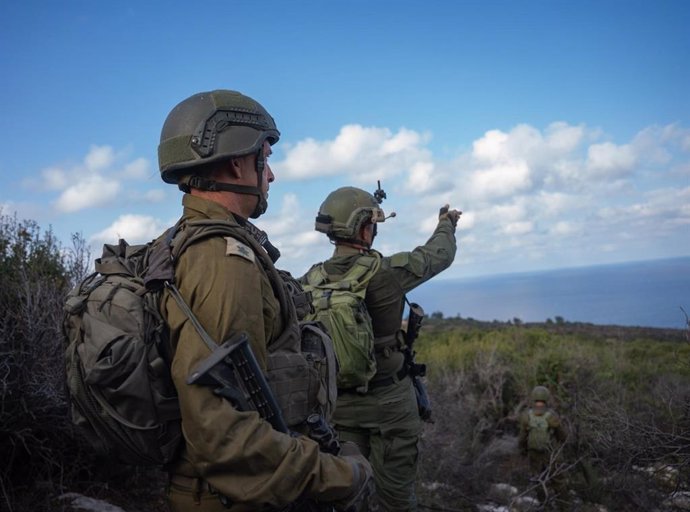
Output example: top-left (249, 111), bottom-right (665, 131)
top-left (410, 256), bottom-right (690, 330)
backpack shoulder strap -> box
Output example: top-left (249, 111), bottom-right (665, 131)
top-left (308, 253), bottom-right (381, 292)
top-left (171, 219), bottom-right (242, 260)
top-left (345, 253), bottom-right (381, 291)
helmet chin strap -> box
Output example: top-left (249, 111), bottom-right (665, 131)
top-left (182, 145), bottom-right (268, 218)
top-left (250, 145), bottom-right (267, 219)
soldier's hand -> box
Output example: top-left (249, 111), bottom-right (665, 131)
top-left (333, 451), bottom-right (374, 512)
top-left (339, 440), bottom-right (363, 457)
top-left (438, 204), bottom-right (462, 228)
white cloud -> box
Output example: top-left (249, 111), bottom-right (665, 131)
top-left (30, 146), bottom-right (164, 213)
top-left (259, 193), bottom-right (302, 237)
top-left (549, 221), bottom-right (581, 236)
top-left (406, 161), bottom-right (436, 193)
top-left (470, 123), bottom-right (584, 169)
top-left (90, 214), bottom-right (168, 245)
top-left (472, 129), bottom-right (509, 163)
top-left (122, 158), bottom-right (151, 179)
top-left (274, 124), bottom-right (433, 186)
top-left (468, 161), bottom-right (531, 199)
top-left (456, 210), bottom-right (475, 231)
top-left (84, 145), bottom-right (115, 171)
top-left (55, 175), bottom-right (121, 213)
top-left (544, 122), bottom-right (585, 153)
top-left (144, 189), bottom-right (166, 202)
top-left (42, 167), bottom-right (68, 190)
top-left (503, 220), bottom-right (534, 236)
top-left (533, 191), bottom-right (580, 216)
top-left (586, 142), bottom-right (637, 178)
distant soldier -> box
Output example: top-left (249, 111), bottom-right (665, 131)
top-left (518, 385), bottom-right (568, 508)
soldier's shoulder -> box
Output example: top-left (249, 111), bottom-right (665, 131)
top-left (300, 262), bottom-right (325, 284)
top-left (180, 233), bottom-right (256, 267)
top-left (223, 236), bottom-right (255, 263)
top-left (381, 250), bottom-right (424, 275)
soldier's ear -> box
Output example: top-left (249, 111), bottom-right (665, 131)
top-left (228, 158), bottom-right (243, 179)
top-left (360, 223), bottom-right (375, 244)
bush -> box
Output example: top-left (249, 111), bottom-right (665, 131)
top-left (0, 213), bottom-right (94, 509)
top-left (415, 323), bottom-right (690, 510)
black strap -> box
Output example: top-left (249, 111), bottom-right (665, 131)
top-left (186, 176), bottom-right (261, 197)
top-left (338, 366), bottom-right (408, 395)
top-left (164, 282), bottom-right (218, 354)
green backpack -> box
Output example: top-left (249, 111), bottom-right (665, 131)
top-left (64, 221), bottom-right (340, 466)
top-left (527, 409), bottom-right (553, 452)
top-left (301, 254), bottom-right (381, 393)
top-left (63, 224), bottom-right (229, 466)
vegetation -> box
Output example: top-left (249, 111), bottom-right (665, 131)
top-left (0, 212), bottom-right (166, 511)
top-left (416, 316), bottom-right (690, 510)
top-left (0, 212), bottom-right (687, 511)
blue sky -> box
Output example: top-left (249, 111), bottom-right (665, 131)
top-left (1, 0), bottom-right (689, 279)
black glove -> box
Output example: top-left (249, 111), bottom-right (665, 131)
top-left (438, 204), bottom-right (462, 228)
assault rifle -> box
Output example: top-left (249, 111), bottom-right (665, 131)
top-left (404, 302), bottom-right (433, 422)
top-left (188, 332), bottom-right (341, 510)
top-left (188, 332), bottom-right (341, 450)
top-left (187, 332), bottom-right (289, 432)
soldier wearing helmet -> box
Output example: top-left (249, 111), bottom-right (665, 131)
top-left (158, 90), bottom-right (372, 511)
top-left (518, 385), bottom-right (568, 508)
top-left (302, 186), bottom-right (461, 512)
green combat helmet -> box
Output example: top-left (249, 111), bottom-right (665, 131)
top-left (315, 186), bottom-right (389, 247)
top-left (157, 90), bottom-right (280, 218)
top-left (531, 385), bottom-right (551, 404)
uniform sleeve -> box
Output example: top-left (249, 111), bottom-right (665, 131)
top-left (164, 236), bottom-right (357, 507)
top-left (382, 217), bottom-right (457, 293)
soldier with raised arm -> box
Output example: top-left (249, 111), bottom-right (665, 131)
top-left (301, 187), bottom-right (460, 511)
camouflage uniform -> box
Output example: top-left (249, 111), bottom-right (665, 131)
top-left (306, 215), bottom-right (457, 512)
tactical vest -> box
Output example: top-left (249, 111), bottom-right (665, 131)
top-left (527, 409), bottom-right (553, 452)
top-left (174, 219), bottom-right (338, 425)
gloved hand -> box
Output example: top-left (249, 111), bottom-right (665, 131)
top-left (439, 204), bottom-right (462, 228)
top-left (338, 441), bottom-right (363, 457)
top-left (332, 450), bottom-right (374, 512)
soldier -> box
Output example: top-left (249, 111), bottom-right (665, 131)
top-left (301, 187), bottom-right (460, 511)
top-left (518, 385), bottom-right (568, 508)
top-left (157, 90), bottom-right (372, 511)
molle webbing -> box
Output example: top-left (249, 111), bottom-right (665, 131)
top-left (158, 135), bottom-right (198, 174)
top-left (309, 254), bottom-right (380, 303)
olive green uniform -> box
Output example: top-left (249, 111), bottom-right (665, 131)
top-left (518, 408), bottom-right (567, 506)
top-left (306, 217), bottom-right (457, 512)
top-left (163, 194), bottom-right (359, 511)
